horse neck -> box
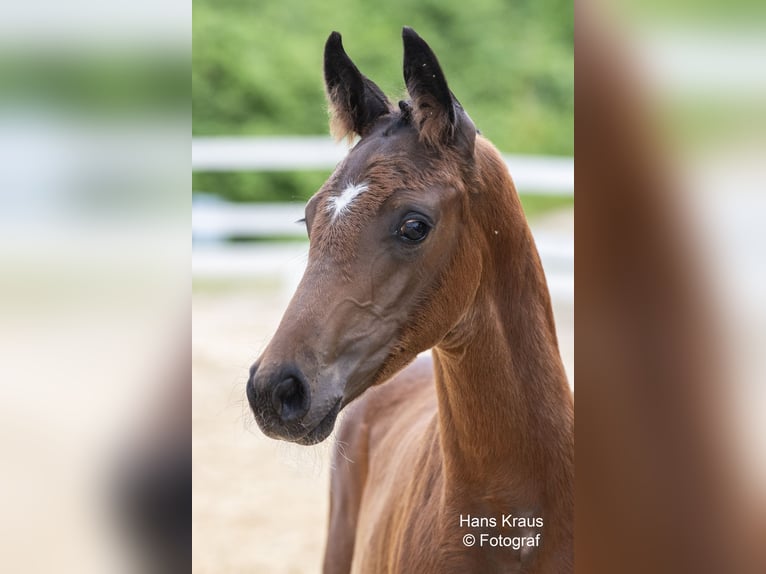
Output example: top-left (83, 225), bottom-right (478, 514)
top-left (432, 151), bottom-right (573, 515)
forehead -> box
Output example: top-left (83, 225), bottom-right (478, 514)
top-left (336, 118), bottom-right (423, 188)
top-left (313, 116), bottom-right (433, 221)
top-left (305, 113), bottom-right (463, 264)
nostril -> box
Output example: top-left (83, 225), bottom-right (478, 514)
top-left (271, 376), bottom-right (309, 423)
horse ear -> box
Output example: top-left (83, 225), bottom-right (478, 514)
top-left (402, 27), bottom-right (475, 154)
top-left (324, 31), bottom-right (392, 141)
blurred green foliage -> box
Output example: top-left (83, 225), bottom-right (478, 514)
top-left (0, 55), bottom-right (188, 116)
top-left (193, 0), bottom-right (573, 203)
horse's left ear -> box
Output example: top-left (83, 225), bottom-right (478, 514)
top-left (324, 31), bottom-right (393, 141)
top-left (402, 27), bottom-right (476, 155)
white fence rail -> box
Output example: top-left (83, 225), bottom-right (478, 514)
top-left (192, 136), bottom-right (574, 196)
top-left (193, 202), bottom-right (307, 239)
top-left (191, 137), bottom-right (573, 304)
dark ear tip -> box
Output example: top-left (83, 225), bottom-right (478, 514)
top-left (402, 27), bottom-right (433, 59)
top-left (326, 31), bottom-right (343, 50)
top-left (402, 26), bottom-right (421, 45)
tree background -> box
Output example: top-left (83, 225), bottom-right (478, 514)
top-left (193, 0), bottom-right (573, 203)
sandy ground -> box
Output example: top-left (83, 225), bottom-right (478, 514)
top-left (192, 209), bottom-right (573, 573)
top-left (193, 280), bottom-right (334, 574)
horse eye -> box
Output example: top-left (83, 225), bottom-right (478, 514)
top-left (397, 218), bottom-right (430, 242)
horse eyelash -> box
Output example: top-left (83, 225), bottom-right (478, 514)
top-left (296, 218), bottom-right (306, 224)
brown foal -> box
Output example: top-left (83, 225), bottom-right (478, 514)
top-left (247, 28), bottom-right (573, 573)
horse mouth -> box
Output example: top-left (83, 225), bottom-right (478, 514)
top-left (292, 398), bottom-right (343, 446)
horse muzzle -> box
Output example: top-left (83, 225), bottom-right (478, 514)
top-left (246, 360), bottom-right (343, 445)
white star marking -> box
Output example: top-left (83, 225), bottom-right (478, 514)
top-left (328, 182), bottom-right (368, 220)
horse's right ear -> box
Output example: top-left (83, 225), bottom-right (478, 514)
top-left (324, 32), bottom-right (392, 142)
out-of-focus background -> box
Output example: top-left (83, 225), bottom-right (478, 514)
top-left (192, 1), bottom-right (573, 573)
top-left (576, 1), bottom-right (766, 572)
top-left (0, 1), bottom-right (189, 573)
